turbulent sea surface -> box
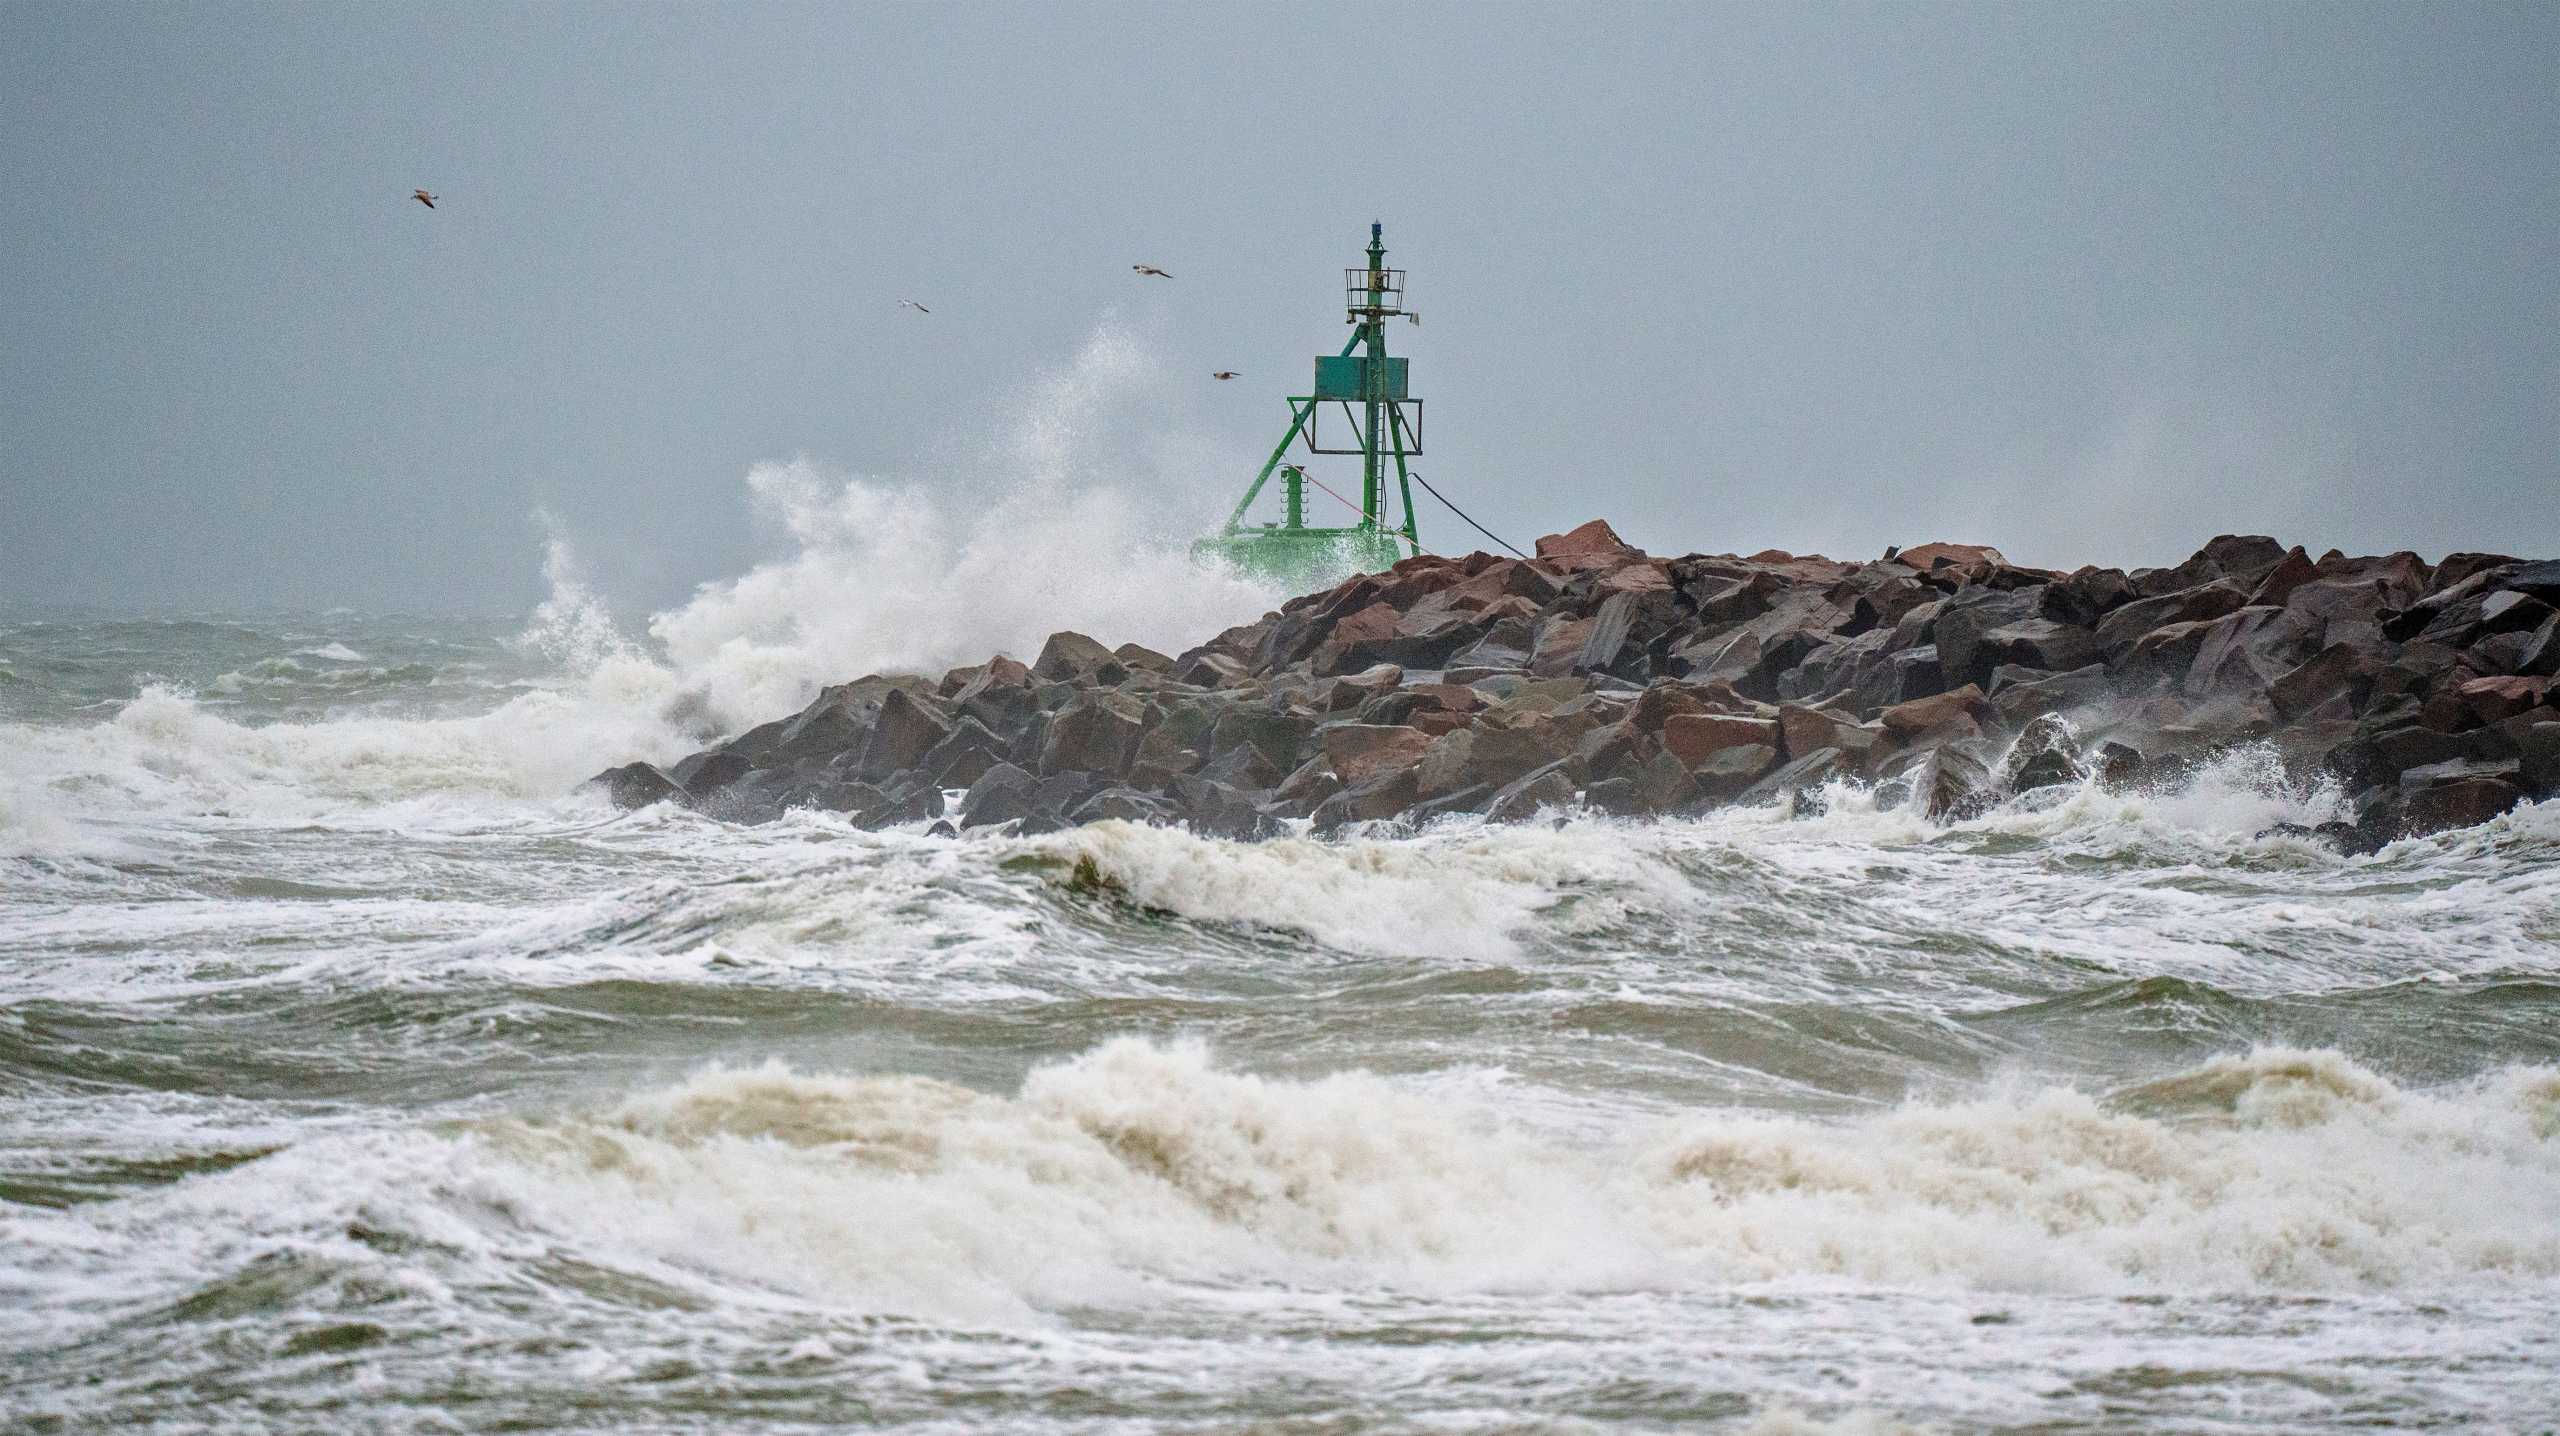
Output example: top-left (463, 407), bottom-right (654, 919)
top-left (5, 606), bottom-right (2559, 1434)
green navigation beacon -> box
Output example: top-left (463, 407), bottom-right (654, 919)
top-left (1192, 222), bottom-right (1423, 589)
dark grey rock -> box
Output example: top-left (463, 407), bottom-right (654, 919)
top-left (959, 762), bottom-right (1042, 829)
top-left (857, 688), bottom-right (953, 779)
top-left (589, 761), bottom-right (685, 810)
top-left (672, 750), bottom-right (753, 799)
top-left (1739, 747), bottom-right (1847, 810)
top-left (1485, 761), bottom-right (1575, 822)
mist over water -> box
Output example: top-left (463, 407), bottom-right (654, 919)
top-left (5, 327), bottom-right (2559, 1432)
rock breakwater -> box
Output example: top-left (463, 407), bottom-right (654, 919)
top-left (595, 522), bottom-right (2560, 850)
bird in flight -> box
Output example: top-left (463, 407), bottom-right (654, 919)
top-left (1211, 371), bottom-right (1240, 380)
top-left (898, 299), bottom-right (931, 314)
top-left (412, 189), bottom-right (436, 209)
top-left (1132, 264), bottom-right (1172, 278)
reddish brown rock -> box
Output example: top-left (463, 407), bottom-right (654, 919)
top-left (1322, 724), bottom-right (1436, 786)
top-left (1596, 562), bottom-right (1675, 595)
top-left (2247, 547), bottom-right (2319, 607)
top-left (1777, 704), bottom-right (1882, 765)
top-left (1529, 617), bottom-right (1596, 677)
top-left (1536, 519), bottom-right (1635, 559)
top-left (1895, 542), bottom-right (2008, 573)
top-left (2460, 676), bottom-right (2551, 725)
top-left (1661, 713), bottom-right (1782, 767)
top-left (1879, 684), bottom-right (1992, 742)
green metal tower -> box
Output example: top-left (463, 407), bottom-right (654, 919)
top-left (1192, 223), bottom-right (1422, 589)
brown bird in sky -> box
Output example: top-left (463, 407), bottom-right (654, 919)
top-left (412, 190), bottom-right (436, 209)
top-left (1211, 371), bottom-right (1240, 380)
top-left (1131, 264), bottom-right (1172, 278)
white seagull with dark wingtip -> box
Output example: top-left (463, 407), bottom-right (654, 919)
top-left (1132, 264), bottom-right (1172, 278)
top-left (898, 299), bottom-right (931, 314)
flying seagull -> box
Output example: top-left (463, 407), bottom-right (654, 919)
top-left (412, 189), bottom-right (436, 209)
top-left (1211, 371), bottom-right (1240, 380)
top-left (1132, 264), bottom-right (1172, 278)
top-left (898, 299), bottom-right (931, 314)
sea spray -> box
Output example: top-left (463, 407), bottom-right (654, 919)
top-left (641, 455), bottom-right (1278, 731)
top-left (637, 319), bottom-right (1279, 729)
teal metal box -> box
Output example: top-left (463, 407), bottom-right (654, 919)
top-left (1312, 355), bottom-right (1407, 401)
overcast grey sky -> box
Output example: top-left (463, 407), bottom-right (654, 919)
top-left (4, 1), bottom-right (2555, 612)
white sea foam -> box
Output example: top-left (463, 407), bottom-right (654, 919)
top-left (519, 1043), bottom-right (2560, 1307)
top-left (0, 678), bottom-right (685, 822)
top-left (1739, 1412), bottom-right (1940, 1436)
top-left (1022, 793), bottom-right (2558, 997)
top-left (1033, 817), bottom-right (1705, 961)
top-left (31, 1041), bottom-right (2549, 1340)
top-left (293, 643), bottom-right (367, 662)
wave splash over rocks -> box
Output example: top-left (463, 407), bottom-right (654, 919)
top-left (0, 320), bottom-right (1279, 844)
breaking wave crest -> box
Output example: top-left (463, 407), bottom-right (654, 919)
top-left (477, 1041), bottom-right (2560, 1304)
top-left (39, 1042), bottom-right (2555, 1337)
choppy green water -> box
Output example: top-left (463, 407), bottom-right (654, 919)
top-left (5, 611), bottom-right (2558, 1433)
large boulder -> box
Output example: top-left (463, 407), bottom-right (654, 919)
top-left (954, 656), bottom-right (1038, 733)
top-left (1691, 743), bottom-right (1779, 801)
top-left (2181, 606), bottom-right (2316, 701)
top-left (1311, 767), bottom-right (1423, 832)
top-left (2458, 676), bottom-right (2552, 726)
top-left (671, 749), bottom-right (753, 800)
top-left (589, 761), bottom-right (685, 810)
top-left (1209, 703), bottom-right (1318, 772)
top-left (2094, 580), bottom-right (2249, 657)
top-left (2396, 760), bottom-right (2526, 836)
top-left (1321, 724), bottom-right (1436, 786)
top-left (1038, 694), bottom-right (1145, 777)
top-left (2269, 643), bottom-right (2380, 721)
top-left (1661, 713), bottom-right (1782, 768)
top-left (959, 763), bottom-right (1044, 829)
top-left (2132, 534), bottom-right (2289, 596)
top-left (1879, 684), bottom-right (1993, 744)
top-left (1738, 747), bottom-right (1849, 811)
top-left (2518, 721), bottom-right (2560, 797)
top-left (1777, 704), bottom-right (1881, 767)
top-left (1931, 587), bottom-right (2045, 690)
top-left (856, 688), bottom-right (954, 779)
top-left (2003, 713), bottom-right (2084, 792)
top-left (1894, 542), bottom-right (2007, 574)
top-left (1536, 519), bottom-right (1636, 561)
top-left (1902, 745), bottom-right (2000, 821)
top-left (1033, 630), bottom-right (1122, 683)
top-left (1168, 775), bottom-right (1268, 839)
top-left (1485, 761), bottom-right (1576, 822)
top-left (921, 717), bottom-right (1010, 788)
